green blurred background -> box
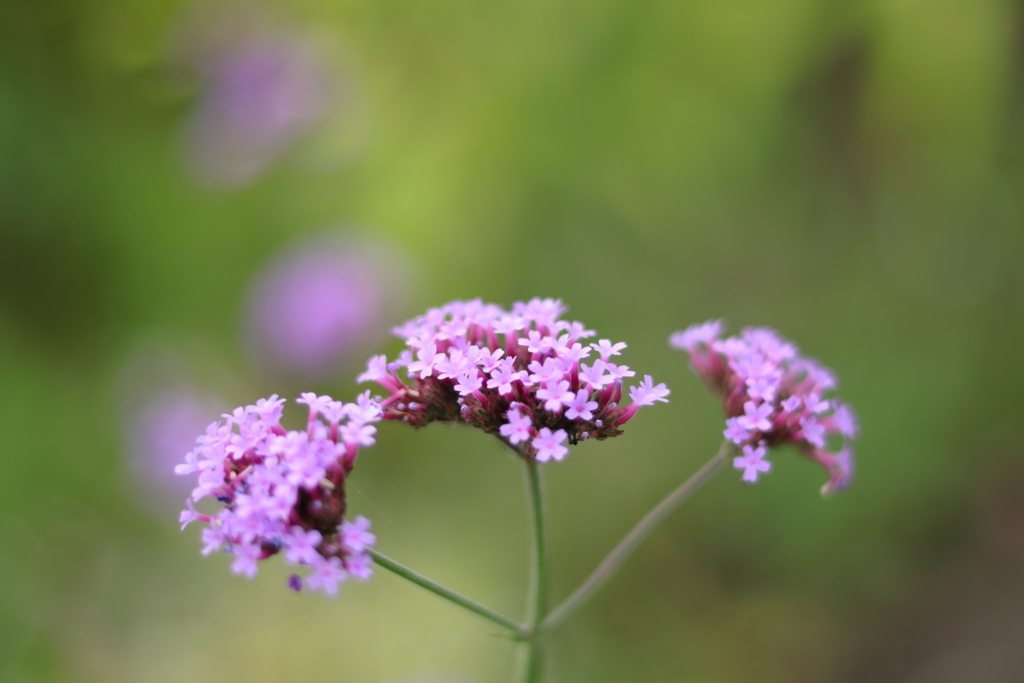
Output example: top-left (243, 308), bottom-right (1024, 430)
top-left (2, 1), bottom-right (1024, 681)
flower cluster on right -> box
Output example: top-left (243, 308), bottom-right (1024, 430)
top-left (671, 321), bottom-right (858, 494)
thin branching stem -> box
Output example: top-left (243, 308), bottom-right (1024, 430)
top-left (369, 549), bottom-right (527, 637)
top-left (540, 441), bottom-right (734, 634)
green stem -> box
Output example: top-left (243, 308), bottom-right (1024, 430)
top-left (515, 456), bottom-right (549, 683)
top-left (539, 441), bottom-right (733, 634)
top-left (369, 548), bottom-right (527, 637)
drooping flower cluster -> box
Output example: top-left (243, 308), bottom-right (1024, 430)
top-left (358, 299), bottom-right (669, 462)
top-left (670, 321), bottom-right (858, 494)
top-left (176, 392), bottom-right (381, 595)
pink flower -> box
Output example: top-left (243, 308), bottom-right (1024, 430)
top-left (231, 543), bottom-right (262, 578)
top-left (565, 390), bottom-right (598, 421)
top-left (526, 357), bottom-right (566, 386)
top-left (536, 380), bottom-right (573, 413)
top-left (590, 339), bottom-right (626, 361)
top-left (340, 516), bottom-right (376, 554)
top-left (201, 526), bottom-right (225, 556)
top-left (408, 342), bottom-right (441, 379)
top-left (297, 392), bottom-right (333, 421)
top-left (284, 527), bottom-right (323, 565)
top-left (488, 358), bottom-right (525, 395)
top-left (532, 428), bottom-right (568, 463)
top-left (605, 363), bottom-right (635, 380)
top-left (723, 418), bottom-right (750, 445)
top-left (799, 416), bottom-right (826, 448)
top-left (344, 552), bottom-right (373, 580)
top-left (454, 371), bottom-right (484, 396)
top-left (733, 443), bottom-right (771, 483)
top-left (830, 404), bottom-right (859, 438)
top-left (628, 376), bottom-right (670, 407)
top-left (357, 355), bottom-right (389, 383)
top-left (579, 361), bottom-right (611, 391)
top-left (737, 400), bottom-right (774, 433)
top-left (306, 556), bottom-right (348, 596)
top-left (499, 407), bottom-right (534, 445)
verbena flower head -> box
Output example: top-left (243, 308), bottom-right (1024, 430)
top-left (670, 321), bottom-right (858, 494)
top-left (358, 298), bottom-right (669, 461)
top-left (176, 392), bottom-right (381, 595)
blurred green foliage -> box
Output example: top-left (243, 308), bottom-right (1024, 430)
top-left (2, 1), bottom-right (1024, 681)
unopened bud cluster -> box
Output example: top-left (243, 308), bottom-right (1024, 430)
top-left (671, 321), bottom-right (858, 494)
top-left (359, 298), bottom-right (669, 462)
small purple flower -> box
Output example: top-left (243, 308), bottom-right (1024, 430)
top-left (231, 543), bottom-right (262, 578)
top-left (408, 342), bottom-right (441, 379)
top-left (297, 392), bottom-right (333, 420)
top-left (201, 527), bottom-right (225, 556)
top-left (454, 371), bottom-right (484, 397)
top-left (343, 552), bottom-right (373, 581)
top-left (723, 417), bottom-right (750, 445)
top-left (565, 390), bottom-right (599, 421)
top-left (340, 515), bottom-right (376, 554)
top-left (830, 404), bottom-right (859, 438)
top-left (579, 361), bottom-right (611, 391)
top-left (179, 498), bottom-right (203, 530)
top-left (605, 362), bottom-right (635, 380)
top-left (288, 574), bottom-right (303, 592)
top-left (532, 428), bottom-right (569, 463)
top-left (357, 355), bottom-right (389, 383)
top-left (499, 407), bottom-right (533, 445)
top-left (737, 400), bottom-right (774, 433)
top-left (628, 376), bottom-right (670, 407)
top-left (781, 396), bottom-right (802, 413)
top-left (284, 527), bottom-right (323, 565)
top-left (590, 339), bottom-right (626, 361)
top-left (306, 556), bottom-right (347, 596)
top-left (537, 379), bottom-right (574, 413)
top-left (799, 416), bottom-right (827, 448)
top-left (435, 349), bottom-right (473, 380)
top-left (733, 443), bottom-right (771, 483)
top-left (668, 319), bottom-right (724, 353)
top-left (527, 357), bottom-right (567, 386)
top-left (488, 358), bottom-right (525, 395)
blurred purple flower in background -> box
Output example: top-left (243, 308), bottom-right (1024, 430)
top-left (244, 234), bottom-right (403, 380)
top-left (172, 4), bottom-right (366, 188)
top-left (117, 342), bottom-right (226, 514)
top-left (129, 389), bottom-right (222, 506)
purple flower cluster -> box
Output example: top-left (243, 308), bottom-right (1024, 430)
top-left (176, 393), bottom-right (381, 595)
top-left (358, 299), bottom-right (669, 462)
top-left (670, 321), bottom-right (858, 494)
